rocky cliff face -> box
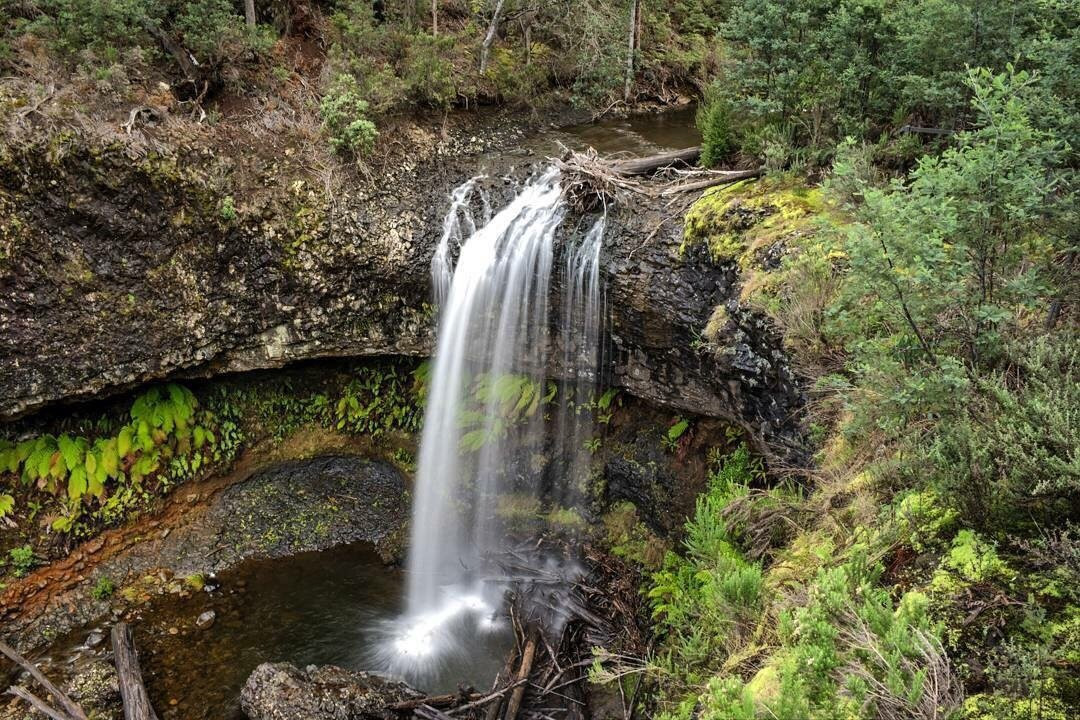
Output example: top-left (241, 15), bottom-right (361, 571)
top-left (0, 115), bottom-right (803, 458)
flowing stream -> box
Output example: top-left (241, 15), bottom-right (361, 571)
top-left (382, 169), bottom-right (605, 683)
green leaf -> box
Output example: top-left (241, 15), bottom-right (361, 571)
top-left (101, 439), bottom-right (120, 479)
top-left (51, 514), bottom-right (75, 532)
top-left (84, 451), bottom-right (97, 476)
top-left (668, 419), bottom-right (690, 442)
top-left (117, 426), bottom-right (134, 458)
top-left (136, 420), bottom-right (154, 453)
top-left (88, 464), bottom-right (106, 498)
top-left (68, 465), bottom-right (88, 500)
top-left (57, 434), bottom-right (83, 471)
top-left (460, 429), bottom-right (490, 452)
top-left (0, 493), bottom-right (14, 517)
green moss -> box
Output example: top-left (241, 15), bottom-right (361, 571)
top-left (681, 179), bottom-right (826, 266)
top-left (90, 576), bottom-right (115, 600)
top-left (601, 501), bottom-right (668, 570)
top-left (547, 507), bottom-right (587, 530)
top-left (960, 690), bottom-right (1073, 720)
top-left (931, 530), bottom-right (1013, 591)
top-left (895, 488), bottom-right (958, 552)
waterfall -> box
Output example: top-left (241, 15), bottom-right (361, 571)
top-left (380, 169), bottom-right (605, 685)
top-left (554, 213), bottom-right (606, 506)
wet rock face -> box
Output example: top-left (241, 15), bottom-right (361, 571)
top-left (1, 455), bottom-right (408, 653)
top-left (0, 123), bottom-right (804, 457)
top-left (240, 662), bottom-right (421, 720)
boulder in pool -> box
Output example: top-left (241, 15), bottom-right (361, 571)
top-left (240, 662), bottom-right (422, 720)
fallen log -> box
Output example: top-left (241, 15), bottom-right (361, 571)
top-left (5, 686), bottom-right (75, 720)
top-left (503, 627), bottom-right (539, 720)
top-left (388, 691), bottom-right (482, 712)
top-left (111, 623), bottom-right (160, 720)
top-left (613, 146), bottom-right (701, 176)
top-left (0, 639), bottom-right (88, 720)
top-left (660, 167), bottom-right (764, 194)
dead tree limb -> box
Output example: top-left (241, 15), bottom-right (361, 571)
top-left (449, 680), bottom-right (525, 716)
top-left (140, 20), bottom-right (199, 81)
top-left (659, 168), bottom-right (764, 194)
top-left (0, 640), bottom-right (88, 720)
top-left (388, 691), bottom-right (481, 712)
top-left (613, 146), bottom-right (701, 175)
top-left (111, 624), bottom-right (160, 720)
top-left (503, 627), bottom-right (539, 720)
top-left (5, 687), bottom-right (75, 720)
top-left (479, 0), bottom-right (507, 73)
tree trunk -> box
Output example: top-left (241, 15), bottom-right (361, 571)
top-left (479, 0), bottom-right (506, 73)
top-left (431, 0), bottom-right (438, 36)
top-left (141, 20), bottom-right (198, 80)
top-left (660, 168), bottom-right (766, 194)
top-left (623, 0), bottom-right (639, 103)
top-left (244, 0), bottom-right (256, 28)
top-left (503, 627), bottom-right (539, 720)
top-left (111, 624), bottom-right (160, 720)
top-left (613, 146), bottom-right (702, 175)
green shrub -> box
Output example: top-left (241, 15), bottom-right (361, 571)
top-left (91, 576), bottom-right (115, 600)
top-left (927, 335), bottom-right (1079, 531)
top-left (319, 73), bottom-right (378, 156)
top-left (8, 544), bottom-right (33, 577)
top-left (27, 1), bottom-right (269, 65)
top-left (646, 446), bottom-right (765, 700)
top-left (698, 96), bottom-right (737, 167)
top-left (402, 34), bottom-right (457, 108)
top-left (0, 383), bottom-right (227, 534)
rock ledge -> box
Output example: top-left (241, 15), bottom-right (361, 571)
top-left (240, 662), bottom-right (421, 720)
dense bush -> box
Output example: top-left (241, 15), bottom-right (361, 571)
top-left (22, 0), bottom-right (269, 66)
top-left (827, 68), bottom-right (1075, 531)
top-left (698, 0), bottom-right (1078, 167)
top-left (319, 73), bottom-right (378, 156)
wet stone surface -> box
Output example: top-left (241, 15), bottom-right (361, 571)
top-left (2, 455), bottom-right (409, 655)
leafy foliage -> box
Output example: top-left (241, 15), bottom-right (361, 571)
top-left (701, 0), bottom-right (1078, 167)
top-left (0, 383), bottom-right (227, 534)
top-left (7, 544), bottom-right (34, 577)
top-left (23, 0), bottom-right (269, 66)
top-left (319, 73), bottom-right (378, 156)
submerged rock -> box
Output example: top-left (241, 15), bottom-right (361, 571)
top-left (240, 662), bottom-right (421, 720)
top-left (65, 658), bottom-right (122, 718)
top-left (196, 609), bottom-right (216, 630)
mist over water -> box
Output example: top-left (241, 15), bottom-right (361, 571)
top-left (379, 169), bottom-right (605, 687)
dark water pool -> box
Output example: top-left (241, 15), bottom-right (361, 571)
top-left (41, 543), bottom-right (508, 720)
top-left (561, 106), bottom-right (701, 156)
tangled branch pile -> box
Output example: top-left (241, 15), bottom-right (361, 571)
top-left (554, 145), bottom-right (763, 211)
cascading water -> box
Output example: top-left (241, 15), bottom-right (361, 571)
top-left (554, 213), bottom-right (606, 507)
top-left (379, 168), bottom-right (605, 686)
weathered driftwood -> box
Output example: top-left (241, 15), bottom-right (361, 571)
top-left (389, 691), bottom-right (482, 712)
top-left (613, 146), bottom-right (701, 175)
top-left (660, 167), bottom-right (764, 194)
top-left (6, 686), bottom-right (75, 720)
top-left (0, 639), bottom-right (89, 720)
top-left (502, 627), bottom-right (539, 720)
top-left (111, 623), bottom-right (160, 720)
